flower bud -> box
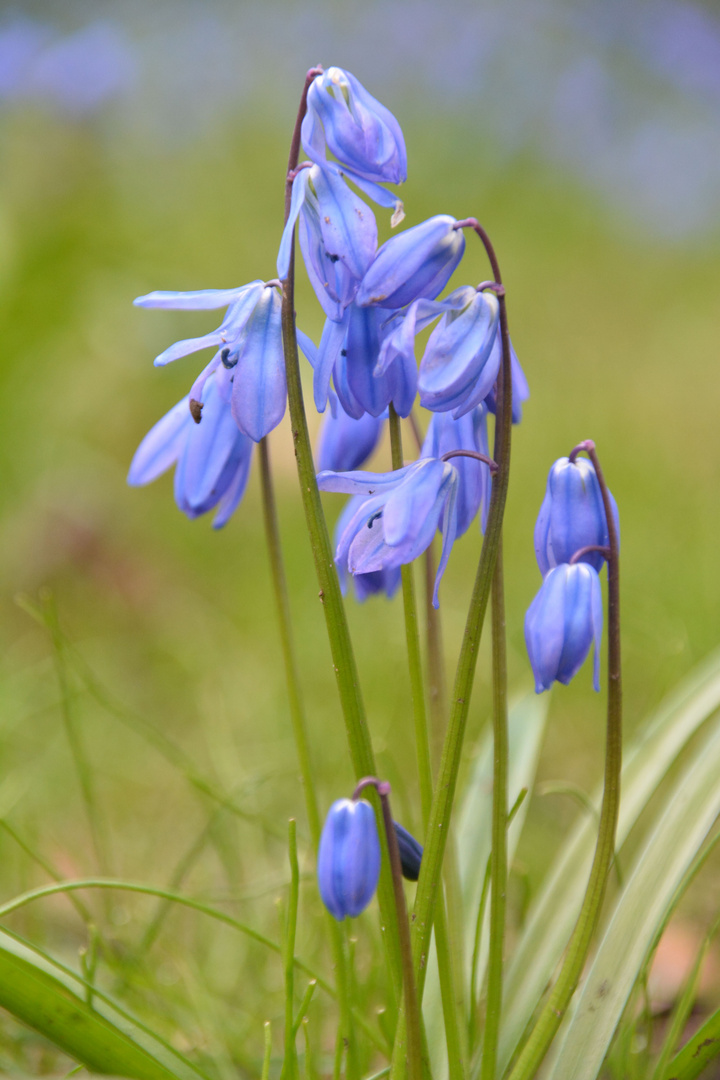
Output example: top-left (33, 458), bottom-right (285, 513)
top-left (534, 457), bottom-right (619, 576)
top-left (302, 67), bottom-right (407, 185)
top-left (356, 215), bottom-right (465, 310)
top-left (525, 563), bottom-right (603, 693)
top-left (393, 821), bottom-right (423, 881)
top-left (317, 798), bottom-right (381, 920)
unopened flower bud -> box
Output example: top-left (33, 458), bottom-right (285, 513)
top-left (317, 798), bottom-right (381, 920)
top-left (525, 563), bottom-right (603, 693)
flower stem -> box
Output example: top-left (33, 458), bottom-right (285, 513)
top-left (258, 436), bottom-right (357, 1077)
top-left (481, 542), bottom-right (509, 1080)
top-left (282, 819), bottom-right (299, 1080)
top-left (506, 440), bottom-right (621, 1080)
top-left (391, 223), bottom-right (513, 1079)
top-left (281, 69), bottom-right (402, 999)
top-left (389, 407), bottom-right (465, 1080)
top-left (354, 778), bottom-right (423, 1080)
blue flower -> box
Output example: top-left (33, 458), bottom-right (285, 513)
top-left (278, 164), bottom-right (380, 321)
top-left (315, 303), bottom-right (417, 419)
top-left (394, 821), bottom-right (423, 882)
top-left (302, 67), bottom-right (407, 186)
top-left (417, 287), bottom-right (501, 414)
top-left (134, 281), bottom-right (287, 443)
top-left (421, 406), bottom-right (491, 536)
top-left (334, 496), bottom-right (401, 602)
top-left (525, 563), bottom-right (603, 693)
top-left (318, 457), bottom-right (458, 607)
top-left (128, 374), bottom-right (253, 528)
top-left (317, 798), bottom-right (381, 921)
top-left (356, 215), bottom-right (465, 310)
top-left (317, 391), bottom-right (386, 473)
top-left (534, 457), bottom-right (620, 576)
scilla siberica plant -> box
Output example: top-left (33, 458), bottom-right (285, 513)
top-left (124, 63), bottom-right (717, 1080)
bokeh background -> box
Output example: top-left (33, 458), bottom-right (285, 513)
top-left (1, 0), bottom-right (720, 1073)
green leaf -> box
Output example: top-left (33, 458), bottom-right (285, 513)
top-left (499, 647), bottom-right (720, 1074)
top-left (545, 713), bottom-right (720, 1080)
top-left (665, 1003), bottom-right (720, 1080)
top-left (0, 928), bottom-right (207, 1079)
top-left (422, 693), bottom-right (549, 1079)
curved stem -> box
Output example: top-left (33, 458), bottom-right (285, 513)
top-left (281, 71), bottom-right (402, 999)
top-left (506, 441), bottom-right (621, 1080)
top-left (391, 223), bottom-right (514, 1079)
top-left (441, 449), bottom-right (498, 473)
top-left (389, 407), bottom-right (465, 1080)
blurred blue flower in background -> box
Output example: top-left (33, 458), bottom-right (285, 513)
top-left (317, 392), bottom-right (386, 473)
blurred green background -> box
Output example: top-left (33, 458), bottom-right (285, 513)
top-left (1, 0), bottom-right (720, 1073)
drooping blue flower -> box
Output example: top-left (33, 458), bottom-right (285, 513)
top-left (302, 66), bottom-right (407, 186)
top-left (418, 287), bottom-right (501, 414)
top-left (421, 406), bottom-right (492, 536)
top-left (318, 457), bottom-right (459, 607)
top-left (317, 391), bottom-right (386, 473)
top-left (128, 374), bottom-right (253, 529)
top-left (394, 821), bottom-right (423, 881)
top-left (525, 563), bottom-right (603, 693)
top-left (334, 495), bottom-right (401, 601)
top-left (134, 281), bottom-right (287, 443)
top-left (356, 215), bottom-right (465, 310)
top-left (317, 797), bottom-right (381, 921)
top-left (484, 336), bottom-right (530, 425)
top-left (315, 303), bottom-right (417, 419)
top-left (534, 457), bottom-right (620, 576)
top-left (278, 163), bottom-right (381, 321)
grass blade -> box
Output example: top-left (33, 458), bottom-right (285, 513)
top-left (500, 647), bottom-right (720, 1073)
top-left (545, 714), bottom-right (720, 1080)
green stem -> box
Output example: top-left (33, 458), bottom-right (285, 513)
top-left (259, 408), bottom-right (358, 1079)
top-left (506, 441), bottom-right (622, 1080)
top-left (281, 69), bottom-right (401, 999)
top-left (258, 437), bottom-right (321, 846)
top-left (481, 543), bottom-right (508, 1080)
top-left (282, 819), bottom-right (300, 1080)
top-left (389, 407), bottom-right (464, 1080)
top-left (391, 223), bottom-right (513, 1079)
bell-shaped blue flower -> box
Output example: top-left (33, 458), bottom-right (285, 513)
top-left (315, 304), bottom-right (417, 419)
top-left (318, 457), bottom-right (459, 607)
top-left (302, 67), bottom-right (407, 186)
top-left (134, 281), bottom-right (287, 443)
top-left (317, 391), bottom-right (386, 473)
top-left (418, 287), bottom-right (501, 413)
top-left (334, 495), bottom-right (401, 601)
top-left (278, 164), bottom-right (379, 321)
top-left (394, 821), bottom-right (423, 882)
top-left (421, 406), bottom-right (491, 536)
top-left (525, 563), bottom-right (603, 693)
top-left (317, 797), bottom-right (381, 921)
top-left (356, 215), bottom-right (465, 310)
top-left (534, 457), bottom-right (620, 576)
top-left (128, 374), bottom-right (253, 529)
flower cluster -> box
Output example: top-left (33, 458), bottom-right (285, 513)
top-left (130, 63), bottom-right (528, 608)
top-left (525, 453), bottom-right (619, 692)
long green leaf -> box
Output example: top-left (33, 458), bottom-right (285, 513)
top-left (0, 929), bottom-right (207, 1079)
top-left (546, 713), bottom-right (720, 1080)
top-left (499, 647), bottom-right (720, 1073)
top-left (422, 693), bottom-right (548, 1079)
top-left (665, 1003), bottom-right (720, 1080)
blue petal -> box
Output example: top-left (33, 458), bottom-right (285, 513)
top-left (433, 469), bottom-right (459, 607)
top-left (212, 439), bottom-right (254, 529)
top-left (345, 305), bottom-right (395, 417)
top-left (277, 168), bottom-right (310, 280)
top-left (174, 378), bottom-right (242, 511)
top-left (317, 404), bottom-right (385, 473)
top-left (127, 396), bottom-right (191, 485)
top-left (312, 165), bottom-right (378, 282)
top-left (231, 286), bottom-right (286, 442)
top-left (418, 291), bottom-right (500, 410)
top-left (317, 463), bottom-right (414, 496)
top-left (356, 215), bottom-right (465, 309)
top-left (134, 283), bottom-right (263, 310)
top-left (382, 459), bottom-right (446, 547)
top-left (317, 312), bottom-right (350, 413)
top-left (317, 797), bottom-right (381, 921)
